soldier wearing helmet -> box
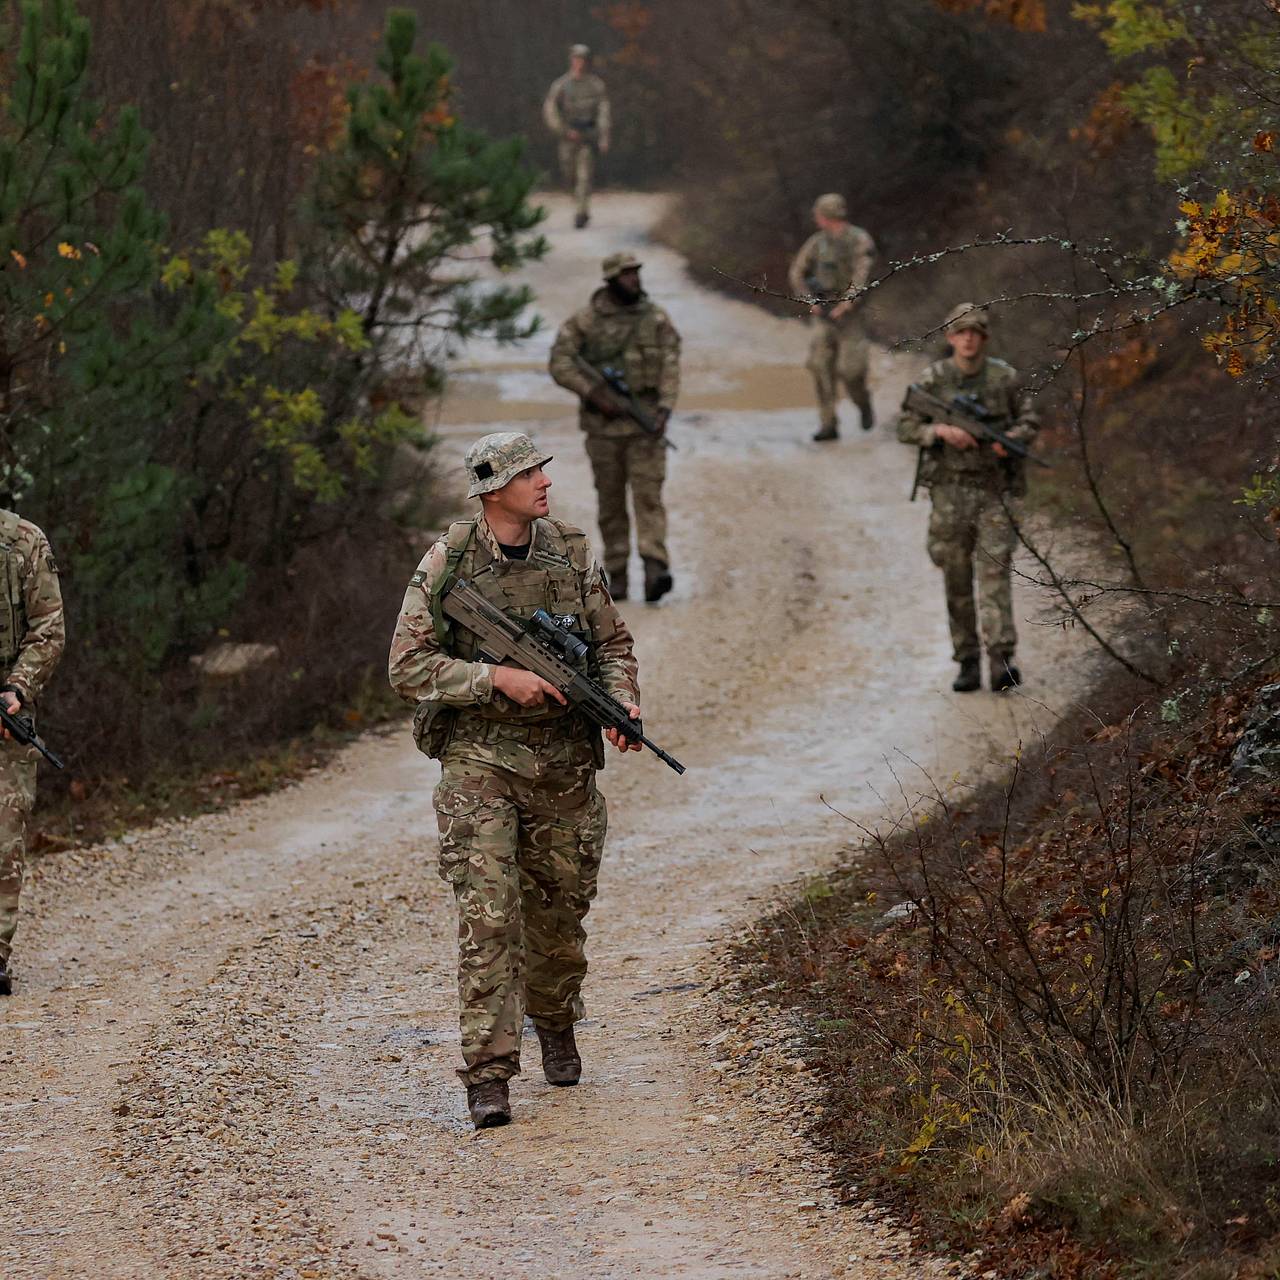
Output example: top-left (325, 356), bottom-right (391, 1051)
top-left (788, 192), bottom-right (878, 441)
top-left (543, 43), bottom-right (612, 229)
top-left (548, 252), bottom-right (681, 604)
top-left (388, 431), bottom-right (641, 1129)
top-left (894, 303), bottom-right (1041, 692)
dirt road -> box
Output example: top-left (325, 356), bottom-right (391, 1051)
top-left (2, 194), bottom-right (1095, 1278)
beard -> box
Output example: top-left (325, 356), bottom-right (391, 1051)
top-left (608, 279), bottom-right (642, 305)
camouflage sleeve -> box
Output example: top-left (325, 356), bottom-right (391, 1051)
top-left (7, 528), bottom-right (65, 706)
top-left (656, 308), bottom-right (681, 411)
top-left (851, 228), bottom-right (876, 292)
top-left (787, 233), bottom-right (818, 296)
top-left (895, 362), bottom-right (942, 448)
top-left (1005, 371), bottom-right (1041, 445)
top-left (387, 541), bottom-right (494, 708)
top-left (597, 84), bottom-right (611, 150)
top-left (542, 76), bottom-right (566, 135)
top-left (548, 312), bottom-right (595, 400)
top-left (583, 561), bottom-right (639, 705)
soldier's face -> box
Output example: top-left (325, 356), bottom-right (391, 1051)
top-left (612, 267), bottom-right (641, 298)
top-left (947, 327), bottom-right (987, 361)
top-left (570, 54), bottom-right (587, 75)
top-left (492, 465), bottom-right (552, 521)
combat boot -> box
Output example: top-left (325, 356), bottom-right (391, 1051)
top-left (606, 568), bottom-right (628, 601)
top-left (812, 423), bottom-right (839, 442)
top-left (952, 658), bottom-right (981, 693)
top-left (574, 212), bottom-right (589, 229)
top-left (991, 655), bottom-right (1022, 692)
top-left (0, 961), bottom-right (10, 996)
top-left (467, 1079), bottom-right (511, 1129)
top-left (536, 1024), bottom-right (582, 1086)
top-left (643, 558), bottom-right (673, 604)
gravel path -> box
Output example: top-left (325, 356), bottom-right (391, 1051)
top-left (2, 194), bottom-right (1096, 1279)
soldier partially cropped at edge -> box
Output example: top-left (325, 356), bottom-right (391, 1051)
top-left (894, 304), bottom-right (1040, 693)
top-left (0, 509), bottom-right (65, 995)
top-left (388, 432), bottom-right (640, 1130)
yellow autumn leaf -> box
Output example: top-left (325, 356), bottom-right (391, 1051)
top-left (8, 250), bottom-right (27, 269)
top-left (57, 241), bottom-right (82, 260)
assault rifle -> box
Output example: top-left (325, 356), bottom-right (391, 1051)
top-left (0, 703), bottom-right (65, 769)
top-left (571, 355), bottom-right (676, 451)
top-left (441, 579), bottom-right (686, 774)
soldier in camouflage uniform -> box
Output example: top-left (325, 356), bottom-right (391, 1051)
top-left (0, 511), bottom-right (65, 995)
top-left (543, 43), bottom-right (611, 229)
top-left (788, 193), bottom-right (877, 442)
top-left (388, 432), bottom-right (641, 1129)
top-left (549, 251), bottom-right (681, 603)
top-left (895, 304), bottom-right (1040, 692)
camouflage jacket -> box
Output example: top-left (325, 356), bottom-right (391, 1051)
top-left (0, 510), bottom-right (65, 707)
top-left (787, 223), bottom-right (876, 320)
top-left (548, 288), bottom-right (681, 438)
top-left (388, 514), bottom-right (639, 715)
top-left (542, 72), bottom-right (611, 148)
top-left (895, 355), bottom-right (1040, 494)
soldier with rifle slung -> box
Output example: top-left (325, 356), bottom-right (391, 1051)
top-left (0, 509), bottom-right (65, 995)
top-left (894, 304), bottom-right (1042, 693)
top-left (389, 432), bottom-right (651, 1130)
top-left (549, 252), bottom-right (681, 603)
top-left (542, 43), bottom-right (611, 229)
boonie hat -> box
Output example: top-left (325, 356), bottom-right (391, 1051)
top-left (601, 251), bottom-right (642, 279)
top-left (813, 192), bottom-right (848, 219)
top-left (570, 43), bottom-right (590, 58)
top-left (465, 431), bottom-right (553, 498)
top-left (943, 302), bottom-right (991, 336)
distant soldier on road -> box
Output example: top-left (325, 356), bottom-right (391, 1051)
top-left (0, 511), bottom-right (65, 995)
top-left (894, 304), bottom-right (1040, 693)
top-left (549, 252), bottom-right (680, 604)
top-left (389, 432), bottom-right (641, 1129)
top-left (543, 43), bottom-right (611, 229)
top-left (788, 193), bottom-right (877, 441)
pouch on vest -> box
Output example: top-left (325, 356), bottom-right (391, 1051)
top-left (412, 701), bottom-right (458, 760)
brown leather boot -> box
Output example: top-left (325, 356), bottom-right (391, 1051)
top-left (466, 1079), bottom-right (511, 1129)
top-left (536, 1024), bottom-right (582, 1086)
top-left (643, 559), bottom-right (673, 604)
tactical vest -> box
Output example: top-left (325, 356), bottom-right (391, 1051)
top-left (579, 295), bottom-right (666, 397)
top-left (0, 510), bottom-right (27, 671)
top-left (416, 517), bottom-right (598, 759)
top-left (809, 227), bottom-right (861, 295)
top-left (558, 75), bottom-right (605, 133)
top-left (918, 357), bottom-right (1026, 496)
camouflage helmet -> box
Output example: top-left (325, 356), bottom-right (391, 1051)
top-left (570, 43), bottom-right (590, 58)
top-left (813, 192), bottom-right (848, 219)
top-left (944, 302), bottom-right (991, 336)
top-left (464, 431), bottom-right (553, 498)
top-left (601, 251), bottom-right (642, 280)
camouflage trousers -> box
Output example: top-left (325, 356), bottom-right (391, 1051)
top-left (558, 139), bottom-right (595, 217)
top-left (583, 430), bottom-right (670, 575)
top-left (926, 484), bottom-right (1020, 664)
top-left (0, 743), bottom-right (38, 967)
top-left (806, 315), bottom-right (872, 431)
top-left (433, 731), bottom-right (607, 1086)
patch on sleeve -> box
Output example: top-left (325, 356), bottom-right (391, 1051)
top-left (409, 569), bottom-right (428, 587)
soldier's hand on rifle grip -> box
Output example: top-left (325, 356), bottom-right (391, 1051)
top-left (586, 386), bottom-right (625, 419)
top-left (0, 690), bottom-right (20, 739)
top-left (606, 703), bottom-right (643, 753)
top-left (935, 424), bottom-right (978, 450)
top-left (654, 408), bottom-right (671, 436)
top-left (491, 666), bottom-right (568, 708)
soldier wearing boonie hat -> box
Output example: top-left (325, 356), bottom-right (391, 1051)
top-left (388, 430), bottom-right (642, 1130)
top-left (787, 192), bottom-right (878, 442)
top-left (894, 303), bottom-right (1042, 694)
top-left (548, 252), bottom-right (681, 603)
top-left (543, 43), bottom-right (611, 228)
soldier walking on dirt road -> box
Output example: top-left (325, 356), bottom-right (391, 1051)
top-left (894, 304), bottom-right (1041, 693)
top-left (543, 43), bottom-right (611, 229)
top-left (388, 432), bottom-right (642, 1129)
top-left (549, 252), bottom-right (681, 604)
top-left (0, 510), bottom-right (65, 996)
top-left (788, 192), bottom-right (877, 442)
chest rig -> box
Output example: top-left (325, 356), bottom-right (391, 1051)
top-left (431, 517), bottom-right (594, 725)
top-left (559, 76), bottom-right (605, 131)
top-left (579, 296), bottom-right (664, 397)
top-left (0, 510), bottom-right (27, 671)
top-left (810, 230), bottom-right (858, 295)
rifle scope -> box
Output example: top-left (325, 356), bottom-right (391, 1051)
top-left (528, 610), bottom-right (589, 665)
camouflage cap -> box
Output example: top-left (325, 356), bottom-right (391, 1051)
top-left (601, 251), bottom-right (642, 280)
top-left (464, 431), bottom-right (553, 498)
top-left (570, 43), bottom-right (590, 57)
top-left (813, 192), bottom-right (848, 219)
top-left (944, 302), bottom-right (991, 336)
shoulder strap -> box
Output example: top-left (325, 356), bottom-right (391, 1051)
top-left (429, 518), bottom-right (479, 651)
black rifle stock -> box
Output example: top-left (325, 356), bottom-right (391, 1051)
top-left (440, 579), bottom-right (686, 774)
top-left (571, 355), bottom-right (676, 450)
top-left (0, 704), bottom-right (65, 769)
top-left (903, 383), bottom-right (1051, 468)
